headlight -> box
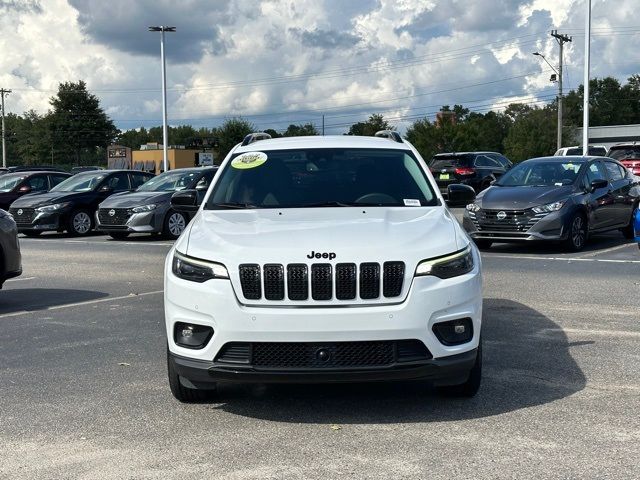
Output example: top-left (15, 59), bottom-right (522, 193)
top-left (466, 203), bottom-right (481, 212)
top-left (415, 246), bottom-right (474, 279)
top-left (532, 201), bottom-right (565, 214)
top-left (36, 202), bottom-right (72, 213)
top-left (131, 204), bottom-right (157, 213)
top-left (172, 251), bottom-right (229, 282)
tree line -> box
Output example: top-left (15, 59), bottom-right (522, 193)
top-left (4, 75), bottom-right (640, 169)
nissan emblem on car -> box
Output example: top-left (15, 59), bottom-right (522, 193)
top-left (497, 211), bottom-right (507, 220)
top-left (17, 209), bottom-right (23, 216)
top-left (109, 209), bottom-right (116, 217)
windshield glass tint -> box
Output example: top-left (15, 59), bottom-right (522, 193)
top-left (137, 171), bottom-right (198, 192)
top-left (51, 173), bottom-right (106, 192)
top-left (207, 148), bottom-right (437, 209)
top-left (609, 147), bottom-right (640, 161)
top-left (496, 161), bottom-right (585, 187)
top-left (430, 155), bottom-right (473, 170)
top-left (0, 174), bottom-right (26, 192)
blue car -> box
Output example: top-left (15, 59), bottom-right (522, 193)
top-left (635, 208), bottom-right (640, 249)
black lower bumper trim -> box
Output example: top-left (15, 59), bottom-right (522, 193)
top-left (169, 348), bottom-right (478, 385)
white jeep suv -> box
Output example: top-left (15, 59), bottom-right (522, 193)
top-left (164, 132), bottom-right (483, 401)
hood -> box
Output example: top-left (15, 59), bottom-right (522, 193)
top-left (180, 206), bottom-right (466, 306)
top-left (99, 191), bottom-right (171, 208)
top-left (10, 191), bottom-right (81, 208)
top-left (477, 185), bottom-right (574, 210)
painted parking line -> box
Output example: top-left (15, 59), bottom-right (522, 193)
top-left (5, 276), bottom-right (37, 282)
top-left (576, 243), bottom-right (635, 258)
top-left (0, 290), bottom-right (164, 319)
top-left (483, 254), bottom-right (640, 264)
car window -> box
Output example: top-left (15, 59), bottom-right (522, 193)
top-left (604, 161), bottom-right (624, 182)
top-left (130, 173), bottom-right (153, 189)
top-left (26, 175), bottom-right (48, 191)
top-left (474, 155), bottom-right (500, 168)
top-left (49, 175), bottom-right (70, 188)
top-left (584, 161), bottom-right (608, 188)
top-left (497, 161), bottom-right (584, 187)
top-left (195, 175), bottom-right (212, 190)
top-left (105, 173), bottom-right (130, 191)
top-left (490, 154), bottom-right (511, 168)
top-left (430, 155), bottom-right (473, 169)
top-left (0, 174), bottom-right (27, 192)
top-left (608, 146), bottom-right (640, 161)
top-left (208, 148), bottom-right (438, 209)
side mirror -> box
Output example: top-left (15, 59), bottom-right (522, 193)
top-left (99, 185), bottom-right (114, 193)
top-left (18, 185), bottom-right (32, 193)
top-left (590, 179), bottom-right (609, 191)
top-left (171, 189), bottom-right (200, 212)
top-left (447, 184), bottom-right (476, 206)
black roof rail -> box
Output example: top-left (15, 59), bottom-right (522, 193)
top-left (374, 130), bottom-right (403, 143)
top-left (241, 132), bottom-right (272, 146)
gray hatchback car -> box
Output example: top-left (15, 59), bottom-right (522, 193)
top-left (0, 208), bottom-right (22, 289)
top-left (96, 167), bottom-right (218, 240)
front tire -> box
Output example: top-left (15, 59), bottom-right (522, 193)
top-left (67, 210), bottom-right (93, 236)
top-left (563, 212), bottom-right (587, 252)
top-left (163, 210), bottom-right (188, 239)
top-left (167, 347), bottom-right (215, 403)
top-left (437, 342), bottom-right (482, 398)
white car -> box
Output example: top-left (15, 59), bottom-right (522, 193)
top-left (164, 132), bottom-right (483, 401)
top-left (554, 145), bottom-right (608, 156)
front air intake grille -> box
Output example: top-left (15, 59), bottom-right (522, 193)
top-left (9, 207), bottom-right (36, 225)
top-left (311, 264), bottom-right (332, 300)
top-left (335, 263), bottom-right (357, 300)
top-left (98, 208), bottom-right (132, 226)
top-left (287, 264), bottom-right (308, 300)
top-left (237, 262), bottom-right (405, 301)
top-left (263, 264), bottom-right (284, 300)
top-left (359, 263), bottom-right (380, 299)
top-left (214, 340), bottom-right (432, 369)
top-left (239, 264), bottom-right (261, 300)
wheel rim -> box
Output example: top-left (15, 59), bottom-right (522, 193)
top-left (73, 212), bottom-right (91, 234)
top-left (168, 213), bottom-right (186, 236)
top-left (571, 216), bottom-right (585, 248)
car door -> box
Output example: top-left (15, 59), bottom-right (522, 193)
top-left (603, 160), bottom-right (633, 227)
top-left (584, 160), bottom-right (616, 230)
top-left (474, 155), bottom-right (505, 187)
top-left (24, 174), bottom-right (49, 194)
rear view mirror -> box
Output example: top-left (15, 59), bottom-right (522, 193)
top-left (590, 179), bottom-right (609, 191)
top-left (171, 189), bottom-right (200, 212)
top-left (447, 184), bottom-right (476, 206)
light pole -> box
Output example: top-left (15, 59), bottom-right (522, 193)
top-left (149, 26), bottom-right (175, 173)
top-left (0, 88), bottom-right (10, 169)
top-left (533, 51), bottom-right (564, 151)
top-left (583, 0), bottom-right (591, 156)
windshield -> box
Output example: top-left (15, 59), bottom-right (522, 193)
top-left (496, 161), bottom-right (585, 187)
top-left (51, 172), bottom-right (107, 192)
top-left (137, 170), bottom-right (199, 192)
top-left (206, 148), bottom-right (437, 209)
top-left (609, 146), bottom-right (640, 161)
top-left (0, 174), bottom-right (26, 192)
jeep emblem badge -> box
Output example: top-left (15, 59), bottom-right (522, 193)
top-left (108, 209), bottom-right (116, 217)
top-left (17, 209), bottom-right (23, 216)
top-left (497, 211), bottom-right (507, 220)
top-left (306, 250), bottom-right (336, 260)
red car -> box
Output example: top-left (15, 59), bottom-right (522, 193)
top-left (608, 143), bottom-right (640, 176)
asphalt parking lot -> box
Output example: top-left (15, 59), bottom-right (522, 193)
top-left (1, 210), bottom-right (639, 479)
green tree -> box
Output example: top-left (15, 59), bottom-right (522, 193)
top-left (48, 81), bottom-right (118, 165)
top-left (118, 127), bottom-right (151, 149)
top-left (504, 105), bottom-right (557, 161)
top-left (216, 118), bottom-right (255, 161)
top-left (263, 128), bottom-right (282, 138)
top-left (404, 117), bottom-right (439, 161)
top-left (283, 123), bottom-right (318, 136)
top-left (347, 114), bottom-right (393, 136)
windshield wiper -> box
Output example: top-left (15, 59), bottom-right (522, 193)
top-left (210, 202), bottom-right (257, 209)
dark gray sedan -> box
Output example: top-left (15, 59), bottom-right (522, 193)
top-left (0, 209), bottom-right (22, 289)
top-left (463, 156), bottom-right (640, 251)
top-left (96, 167), bottom-right (217, 240)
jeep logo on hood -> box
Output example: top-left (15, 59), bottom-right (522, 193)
top-left (307, 251), bottom-right (336, 260)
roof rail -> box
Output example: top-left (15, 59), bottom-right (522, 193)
top-left (374, 130), bottom-right (403, 143)
top-left (241, 132), bottom-right (272, 146)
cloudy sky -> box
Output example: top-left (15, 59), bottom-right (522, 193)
top-left (0, 0), bottom-right (638, 134)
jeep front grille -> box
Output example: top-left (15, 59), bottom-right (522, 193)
top-left (238, 262), bottom-right (406, 302)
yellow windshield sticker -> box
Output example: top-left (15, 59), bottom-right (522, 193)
top-left (231, 152), bottom-right (268, 169)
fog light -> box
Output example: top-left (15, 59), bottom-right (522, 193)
top-left (433, 318), bottom-right (473, 346)
top-left (174, 322), bottom-right (213, 349)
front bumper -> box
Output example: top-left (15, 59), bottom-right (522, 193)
top-left (96, 209), bottom-right (164, 233)
top-left (164, 248), bottom-right (483, 384)
top-left (463, 208), bottom-right (569, 242)
top-left (15, 211), bottom-right (64, 232)
top-left (169, 348), bottom-right (478, 386)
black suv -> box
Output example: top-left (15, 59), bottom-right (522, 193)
top-left (430, 152), bottom-right (512, 196)
top-left (9, 170), bottom-right (154, 236)
top-left (0, 171), bottom-right (72, 211)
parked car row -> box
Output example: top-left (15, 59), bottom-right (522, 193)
top-left (5, 167), bottom-right (217, 239)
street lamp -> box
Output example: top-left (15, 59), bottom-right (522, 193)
top-left (533, 51), bottom-right (564, 151)
top-left (149, 26), bottom-right (176, 173)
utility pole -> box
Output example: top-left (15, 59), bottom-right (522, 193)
top-left (550, 30), bottom-right (572, 151)
top-left (0, 88), bottom-right (11, 169)
top-left (582, 1), bottom-right (591, 156)
top-left (322, 114), bottom-right (325, 136)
